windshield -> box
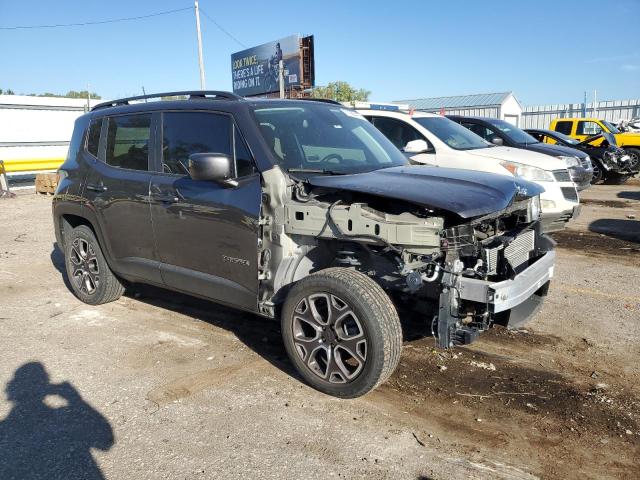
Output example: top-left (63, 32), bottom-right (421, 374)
top-left (488, 119), bottom-right (538, 145)
top-left (252, 104), bottom-right (407, 174)
top-left (412, 116), bottom-right (489, 150)
top-left (600, 120), bottom-right (620, 134)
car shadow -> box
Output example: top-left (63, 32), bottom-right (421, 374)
top-left (0, 362), bottom-right (113, 480)
top-left (617, 190), bottom-right (640, 201)
top-left (50, 244), bottom-right (433, 383)
top-left (51, 242), bottom-right (73, 291)
top-left (589, 218), bottom-right (640, 243)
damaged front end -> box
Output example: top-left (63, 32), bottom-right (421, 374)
top-left (258, 166), bottom-right (554, 349)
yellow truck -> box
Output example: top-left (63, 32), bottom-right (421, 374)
top-left (549, 117), bottom-right (640, 170)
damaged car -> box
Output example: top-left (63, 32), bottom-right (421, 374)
top-left (53, 92), bottom-right (555, 398)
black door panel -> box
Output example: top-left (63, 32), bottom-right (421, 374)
top-left (149, 174), bottom-right (261, 310)
top-left (84, 157), bottom-right (159, 282)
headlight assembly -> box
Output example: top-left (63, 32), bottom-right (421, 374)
top-left (500, 161), bottom-right (555, 182)
top-left (558, 156), bottom-right (580, 168)
top-left (529, 195), bottom-right (541, 221)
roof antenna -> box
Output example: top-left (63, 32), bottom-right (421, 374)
top-left (142, 86), bottom-right (147, 102)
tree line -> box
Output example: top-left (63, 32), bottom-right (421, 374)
top-left (0, 89), bottom-right (101, 99)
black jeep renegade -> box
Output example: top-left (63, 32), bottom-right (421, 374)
top-left (53, 91), bottom-right (555, 398)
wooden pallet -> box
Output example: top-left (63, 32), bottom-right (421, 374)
top-left (35, 173), bottom-right (59, 195)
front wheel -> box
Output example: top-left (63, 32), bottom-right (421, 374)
top-left (626, 148), bottom-right (640, 172)
top-left (281, 268), bottom-right (402, 398)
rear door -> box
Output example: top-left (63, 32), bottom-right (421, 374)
top-left (148, 110), bottom-right (261, 311)
top-left (83, 113), bottom-right (160, 283)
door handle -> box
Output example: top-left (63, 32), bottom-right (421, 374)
top-left (86, 183), bottom-right (107, 192)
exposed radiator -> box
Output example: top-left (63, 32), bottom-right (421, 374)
top-left (483, 230), bottom-right (535, 274)
top-left (504, 230), bottom-right (535, 269)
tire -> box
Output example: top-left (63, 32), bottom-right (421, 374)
top-left (626, 148), bottom-right (640, 171)
top-left (64, 225), bottom-right (124, 305)
top-left (591, 160), bottom-right (604, 184)
top-left (281, 268), bottom-right (402, 398)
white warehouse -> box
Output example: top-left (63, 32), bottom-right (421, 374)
top-left (394, 92), bottom-right (523, 126)
top-left (0, 95), bottom-right (100, 174)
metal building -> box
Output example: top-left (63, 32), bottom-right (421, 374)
top-left (0, 94), bottom-right (100, 174)
top-left (394, 92), bottom-right (523, 126)
top-left (521, 99), bottom-right (640, 129)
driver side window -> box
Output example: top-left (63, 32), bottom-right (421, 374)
top-left (577, 121), bottom-right (603, 136)
top-left (462, 122), bottom-right (498, 143)
top-left (370, 117), bottom-right (431, 151)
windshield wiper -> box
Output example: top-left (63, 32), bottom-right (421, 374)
top-left (287, 168), bottom-right (345, 175)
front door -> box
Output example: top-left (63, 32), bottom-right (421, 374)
top-left (149, 111), bottom-right (261, 311)
top-left (367, 116), bottom-right (437, 166)
top-left (83, 113), bottom-right (160, 283)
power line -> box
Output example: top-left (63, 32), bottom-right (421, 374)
top-left (199, 8), bottom-right (246, 48)
top-left (0, 6), bottom-right (192, 30)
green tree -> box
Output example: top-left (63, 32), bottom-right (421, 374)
top-left (311, 81), bottom-right (370, 102)
top-left (64, 90), bottom-right (101, 99)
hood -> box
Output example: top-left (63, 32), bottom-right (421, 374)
top-left (308, 166), bottom-right (543, 219)
top-left (523, 142), bottom-right (588, 160)
top-left (466, 146), bottom-right (566, 171)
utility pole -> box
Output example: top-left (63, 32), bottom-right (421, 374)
top-left (194, 0), bottom-right (206, 90)
top-left (279, 60), bottom-right (285, 99)
top-left (593, 89), bottom-right (597, 118)
top-left (86, 83), bottom-right (91, 111)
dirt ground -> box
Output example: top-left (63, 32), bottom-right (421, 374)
top-left (0, 183), bottom-right (639, 480)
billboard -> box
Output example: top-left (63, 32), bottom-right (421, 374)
top-left (231, 34), bottom-right (314, 97)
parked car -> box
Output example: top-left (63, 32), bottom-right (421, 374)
top-left (357, 108), bottom-right (579, 233)
top-left (448, 116), bottom-right (593, 190)
top-left (525, 128), bottom-right (638, 184)
top-left (53, 91), bottom-right (555, 398)
top-left (549, 117), bottom-right (640, 171)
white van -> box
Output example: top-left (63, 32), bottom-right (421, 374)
top-left (358, 108), bottom-right (580, 232)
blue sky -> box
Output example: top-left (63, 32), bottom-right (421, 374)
top-left (1, 0), bottom-right (639, 105)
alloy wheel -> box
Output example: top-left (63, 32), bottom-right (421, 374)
top-left (291, 293), bottom-right (367, 384)
top-left (69, 238), bottom-right (100, 295)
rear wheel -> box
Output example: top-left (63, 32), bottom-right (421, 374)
top-left (64, 225), bottom-right (124, 305)
top-left (281, 268), bottom-right (402, 398)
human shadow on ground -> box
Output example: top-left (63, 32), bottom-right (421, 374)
top-left (0, 362), bottom-right (113, 480)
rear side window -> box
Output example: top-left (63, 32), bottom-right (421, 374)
top-left (86, 118), bottom-right (102, 158)
top-left (105, 114), bottom-right (151, 170)
top-left (554, 121), bottom-right (573, 135)
top-left (162, 112), bottom-right (255, 178)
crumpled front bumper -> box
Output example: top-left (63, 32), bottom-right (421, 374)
top-left (436, 250), bottom-right (556, 348)
top-left (458, 250), bottom-right (555, 314)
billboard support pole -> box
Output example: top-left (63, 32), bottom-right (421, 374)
top-left (279, 60), bottom-right (285, 99)
top-left (194, 0), bottom-right (206, 90)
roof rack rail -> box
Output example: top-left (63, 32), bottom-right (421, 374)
top-left (91, 90), bottom-right (242, 111)
top-left (296, 98), bottom-right (343, 106)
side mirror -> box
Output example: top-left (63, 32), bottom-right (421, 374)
top-left (188, 153), bottom-right (237, 186)
top-left (491, 137), bottom-right (504, 146)
top-left (403, 139), bottom-right (432, 154)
